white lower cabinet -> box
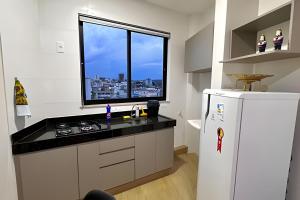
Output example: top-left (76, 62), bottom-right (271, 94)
top-left (15, 128), bottom-right (174, 200)
top-left (98, 148), bottom-right (135, 168)
top-left (156, 128), bottom-right (174, 171)
top-left (14, 146), bottom-right (79, 200)
top-left (98, 160), bottom-right (135, 190)
top-left (78, 128), bottom-right (174, 197)
top-left (135, 128), bottom-right (174, 179)
top-left (78, 136), bottom-right (135, 199)
top-left (135, 131), bottom-right (156, 179)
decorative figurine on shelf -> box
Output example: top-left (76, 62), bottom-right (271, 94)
top-left (257, 34), bottom-right (267, 53)
top-left (273, 29), bottom-right (284, 50)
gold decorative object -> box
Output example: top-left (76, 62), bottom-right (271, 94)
top-left (227, 74), bottom-right (274, 91)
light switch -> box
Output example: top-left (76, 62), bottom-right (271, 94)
top-left (56, 41), bottom-right (65, 53)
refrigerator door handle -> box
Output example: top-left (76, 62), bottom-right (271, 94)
top-left (203, 94), bottom-right (211, 134)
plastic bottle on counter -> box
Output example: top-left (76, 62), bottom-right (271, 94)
top-left (106, 104), bottom-right (111, 123)
top-left (135, 106), bottom-right (140, 118)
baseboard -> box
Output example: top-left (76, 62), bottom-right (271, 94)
top-left (174, 145), bottom-right (188, 155)
top-left (106, 168), bottom-right (172, 195)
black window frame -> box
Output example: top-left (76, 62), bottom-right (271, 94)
top-left (78, 14), bottom-right (169, 105)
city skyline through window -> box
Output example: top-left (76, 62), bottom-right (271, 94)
top-left (79, 16), bottom-right (168, 105)
top-left (131, 32), bottom-right (164, 98)
top-left (83, 22), bottom-right (128, 100)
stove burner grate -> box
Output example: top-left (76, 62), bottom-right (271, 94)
top-left (56, 123), bottom-right (70, 129)
top-left (79, 121), bottom-right (89, 126)
top-left (81, 126), bottom-right (93, 132)
top-left (56, 128), bottom-right (72, 136)
top-left (55, 120), bottom-right (99, 137)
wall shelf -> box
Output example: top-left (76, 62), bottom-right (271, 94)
top-left (192, 68), bottom-right (212, 73)
top-left (232, 3), bottom-right (291, 32)
top-left (221, 51), bottom-right (300, 63)
top-left (223, 1), bottom-right (300, 64)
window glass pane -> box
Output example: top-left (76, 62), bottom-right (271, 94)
top-left (83, 22), bottom-right (128, 100)
top-left (131, 32), bottom-right (164, 98)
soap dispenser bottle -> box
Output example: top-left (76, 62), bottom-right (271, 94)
top-left (106, 104), bottom-right (111, 123)
top-left (135, 106), bottom-right (140, 118)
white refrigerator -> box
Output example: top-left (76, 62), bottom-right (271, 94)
top-left (197, 89), bottom-right (300, 200)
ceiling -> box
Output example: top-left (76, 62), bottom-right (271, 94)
top-left (144, 0), bottom-right (215, 15)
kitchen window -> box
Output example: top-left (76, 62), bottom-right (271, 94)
top-left (79, 14), bottom-right (169, 105)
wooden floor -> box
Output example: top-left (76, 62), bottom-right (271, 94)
top-left (114, 153), bottom-right (198, 200)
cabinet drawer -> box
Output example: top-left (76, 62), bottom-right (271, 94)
top-left (99, 160), bottom-right (134, 190)
top-left (99, 148), bottom-right (134, 168)
top-left (99, 136), bottom-right (134, 154)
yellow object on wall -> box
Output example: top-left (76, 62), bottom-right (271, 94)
top-left (15, 80), bottom-right (28, 105)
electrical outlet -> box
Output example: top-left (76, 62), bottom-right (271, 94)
top-left (56, 41), bottom-right (65, 53)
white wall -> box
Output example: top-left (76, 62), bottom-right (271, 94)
top-left (0, 0), bottom-right (42, 134)
top-left (0, 1), bottom-right (189, 199)
top-left (38, 0), bottom-right (188, 147)
top-left (211, 0), bottom-right (259, 89)
top-left (0, 1), bottom-right (40, 199)
top-left (185, 6), bottom-right (214, 120)
top-left (184, 6), bottom-right (214, 153)
top-left (187, 5), bottom-right (215, 38)
top-left (0, 35), bottom-right (18, 200)
top-left (184, 72), bottom-right (211, 154)
top-left (1, 0), bottom-right (189, 147)
top-left (210, 0), bottom-right (229, 89)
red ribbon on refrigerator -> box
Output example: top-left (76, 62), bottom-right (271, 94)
top-left (217, 128), bottom-right (224, 153)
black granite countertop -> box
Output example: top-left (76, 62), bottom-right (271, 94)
top-left (11, 111), bottom-right (176, 155)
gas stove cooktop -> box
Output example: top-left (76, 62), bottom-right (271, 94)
top-left (56, 121), bottom-right (101, 137)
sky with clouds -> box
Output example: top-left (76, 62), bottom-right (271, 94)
top-left (83, 22), bottom-right (164, 80)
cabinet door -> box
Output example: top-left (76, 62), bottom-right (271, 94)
top-left (78, 141), bottom-right (99, 199)
top-left (156, 128), bottom-right (174, 171)
top-left (15, 146), bottom-right (79, 200)
top-left (78, 137), bottom-right (135, 198)
top-left (184, 22), bottom-right (214, 72)
top-left (135, 132), bottom-right (156, 179)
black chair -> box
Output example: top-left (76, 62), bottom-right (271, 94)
top-left (83, 190), bottom-right (116, 200)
